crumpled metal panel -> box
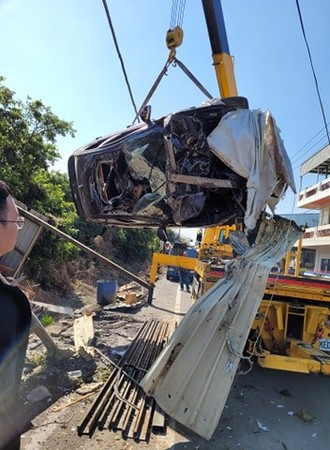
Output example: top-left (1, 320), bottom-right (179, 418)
top-left (165, 114), bottom-right (210, 224)
top-left (140, 214), bottom-right (303, 440)
top-left (207, 109), bottom-right (296, 232)
top-left (70, 124), bottom-right (173, 225)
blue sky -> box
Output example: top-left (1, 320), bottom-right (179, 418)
top-left (1, 0), bottom-right (330, 224)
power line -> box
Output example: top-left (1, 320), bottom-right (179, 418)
top-left (291, 133), bottom-right (328, 169)
top-left (101, 0), bottom-right (139, 119)
top-left (295, 0), bottom-right (330, 145)
top-left (291, 123), bottom-right (330, 162)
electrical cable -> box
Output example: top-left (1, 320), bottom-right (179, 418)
top-left (291, 123), bottom-right (330, 164)
top-left (101, 0), bottom-right (140, 120)
top-left (292, 134), bottom-right (329, 169)
top-left (295, 0), bottom-right (330, 145)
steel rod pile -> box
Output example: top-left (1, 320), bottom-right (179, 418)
top-left (77, 319), bottom-right (171, 442)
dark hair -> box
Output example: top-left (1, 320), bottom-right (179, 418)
top-left (0, 181), bottom-right (12, 218)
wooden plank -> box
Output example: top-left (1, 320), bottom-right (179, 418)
top-left (152, 404), bottom-right (166, 431)
top-left (73, 315), bottom-right (94, 355)
top-left (140, 214), bottom-right (302, 440)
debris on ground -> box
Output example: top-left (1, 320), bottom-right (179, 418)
top-left (26, 385), bottom-right (52, 404)
top-left (19, 275), bottom-right (330, 449)
top-left (20, 279), bottom-right (150, 437)
top-left (257, 419), bottom-right (270, 432)
top-left (278, 388), bottom-right (291, 397)
top-left (296, 409), bottom-right (316, 423)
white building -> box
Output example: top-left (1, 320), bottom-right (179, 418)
top-left (297, 144), bottom-right (330, 273)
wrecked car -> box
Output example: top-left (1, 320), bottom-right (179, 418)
top-left (68, 97), bottom-right (295, 232)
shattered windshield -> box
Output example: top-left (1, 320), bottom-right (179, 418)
top-left (95, 125), bottom-right (169, 219)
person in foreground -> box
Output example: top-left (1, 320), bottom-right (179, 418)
top-left (0, 181), bottom-right (31, 449)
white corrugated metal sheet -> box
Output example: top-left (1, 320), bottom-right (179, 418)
top-left (300, 144), bottom-right (330, 176)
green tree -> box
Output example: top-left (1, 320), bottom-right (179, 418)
top-left (112, 228), bottom-right (159, 266)
top-left (0, 77), bottom-right (80, 288)
top-left (0, 76), bottom-right (75, 206)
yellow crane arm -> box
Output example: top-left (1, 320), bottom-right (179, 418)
top-left (202, 0), bottom-right (238, 98)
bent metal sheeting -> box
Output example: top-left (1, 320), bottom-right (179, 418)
top-left (207, 108), bottom-right (296, 232)
top-left (140, 214), bottom-right (302, 440)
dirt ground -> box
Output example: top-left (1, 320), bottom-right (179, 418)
top-left (19, 274), bottom-right (330, 450)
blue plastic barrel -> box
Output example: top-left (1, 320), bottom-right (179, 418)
top-left (97, 279), bottom-right (117, 306)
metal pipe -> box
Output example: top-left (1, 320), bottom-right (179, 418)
top-left (78, 320), bottom-right (170, 439)
top-left (17, 205), bottom-right (151, 291)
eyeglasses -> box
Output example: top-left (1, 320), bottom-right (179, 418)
top-left (0, 216), bottom-right (25, 229)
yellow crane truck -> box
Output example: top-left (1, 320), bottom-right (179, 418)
top-left (151, 0), bottom-right (330, 376)
top-left (192, 239), bottom-right (330, 375)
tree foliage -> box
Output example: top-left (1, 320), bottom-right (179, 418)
top-left (112, 228), bottom-right (159, 265)
top-left (0, 76), bottom-right (75, 206)
top-left (0, 77), bottom-right (162, 290)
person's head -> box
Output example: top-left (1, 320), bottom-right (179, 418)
top-left (0, 181), bottom-right (22, 256)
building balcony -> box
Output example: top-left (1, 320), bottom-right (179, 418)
top-left (297, 178), bottom-right (330, 209)
top-left (301, 224), bottom-right (330, 247)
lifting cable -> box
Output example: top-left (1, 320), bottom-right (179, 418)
top-left (132, 56), bottom-right (213, 124)
top-left (132, 0), bottom-right (213, 124)
top-left (295, 0), bottom-right (330, 145)
top-left (170, 0), bottom-right (186, 29)
top-left (174, 58), bottom-right (214, 99)
top-left (101, 0), bottom-right (140, 121)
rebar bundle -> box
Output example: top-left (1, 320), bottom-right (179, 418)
top-left (77, 319), bottom-right (171, 442)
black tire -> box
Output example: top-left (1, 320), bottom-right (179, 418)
top-left (222, 96), bottom-right (249, 110)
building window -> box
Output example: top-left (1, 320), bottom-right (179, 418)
top-left (300, 248), bottom-right (316, 270)
top-left (301, 249), bottom-right (316, 270)
top-left (321, 258), bottom-right (330, 273)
